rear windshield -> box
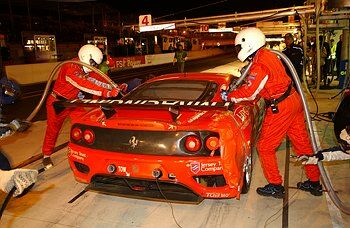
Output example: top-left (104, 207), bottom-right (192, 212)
top-left (125, 80), bottom-right (217, 101)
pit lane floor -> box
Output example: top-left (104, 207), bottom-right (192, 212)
top-left (1, 62), bottom-right (349, 227)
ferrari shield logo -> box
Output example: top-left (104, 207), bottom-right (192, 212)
top-left (190, 161), bottom-right (200, 174)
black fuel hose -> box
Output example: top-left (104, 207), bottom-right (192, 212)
top-left (229, 61), bottom-right (254, 92)
top-left (271, 49), bottom-right (350, 215)
top-left (0, 62), bottom-right (119, 219)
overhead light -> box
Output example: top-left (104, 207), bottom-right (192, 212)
top-left (209, 28), bottom-right (233, 33)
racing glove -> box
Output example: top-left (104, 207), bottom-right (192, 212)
top-left (0, 119), bottom-right (21, 139)
top-left (0, 168), bottom-right (38, 197)
top-left (298, 146), bottom-right (350, 165)
top-left (340, 128), bottom-right (350, 145)
top-left (220, 84), bottom-right (229, 101)
top-left (102, 88), bottom-right (120, 98)
top-left (0, 126), bottom-right (11, 139)
top-left (221, 90), bottom-right (228, 101)
top-left (118, 83), bottom-right (128, 93)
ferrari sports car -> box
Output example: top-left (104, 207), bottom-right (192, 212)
top-left (64, 72), bottom-right (265, 204)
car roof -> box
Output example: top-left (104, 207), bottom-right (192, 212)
top-left (147, 72), bottom-right (233, 84)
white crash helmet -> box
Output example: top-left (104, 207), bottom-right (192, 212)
top-left (78, 44), bottom-right (103, 72)
top-left (235, 27), bottom-right (266, 62)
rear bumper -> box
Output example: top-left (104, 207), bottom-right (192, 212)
top-left (68, 143), bottom-right (240, 203)
top-left (87, 175), bottom-right (203, 204)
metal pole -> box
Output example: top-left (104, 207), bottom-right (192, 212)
top-left (92, 5), bottom-right (95, 29)
top-left (302, 10), bottom-right (311, 95)
top-left (282, 137), bottom-right (290, 228)
top-left (315, 0), bottom-right (321, 95)
top-left (57, 2), bottom-right (62, 32)
top-left (26, 0), bottom-right (32, 30)
top-left (118, 11), bottom-right (121, 38)
top-left (8, 0), bottom-right (14, 38)
top-left (342, 21), bottom-right (350, 88)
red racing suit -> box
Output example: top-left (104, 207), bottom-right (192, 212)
top-left (42, 59), bottom-right (113, 156)
top-left (227, 48), bottom-right (320, 185)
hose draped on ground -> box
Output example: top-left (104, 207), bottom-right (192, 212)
top-left (25, 60), bottom-right (118, 122)
top-left (271, 49), bottom-right (350, 215)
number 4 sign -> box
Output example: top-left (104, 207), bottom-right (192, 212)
top-left (139, 15), bottom-right (152, 27)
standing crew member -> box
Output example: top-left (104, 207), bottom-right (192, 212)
top-left (42, 44), bottom-right (121, 168)
top-left (335, 35), bottom-right (342, 80)
top-left (96, 42), bottom-right (116, 75)
top-left (282, 33), bottom-right (304, 83)
top-left (173, 44), bottom-right (188, 73)
top-left (221, 27), bottom-right (322, 198)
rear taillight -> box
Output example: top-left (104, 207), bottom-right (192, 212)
top-left (205, 136), bottom-right (220, 151)
top-left (83, 129), bottom-right (95, 144)
top-left (71, 127), bottom-right (82, 141)
top-left (185, 135), bottom-right (202, 152)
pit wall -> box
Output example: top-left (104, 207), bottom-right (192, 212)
top-left (5, 48), bottom-right (231, 85)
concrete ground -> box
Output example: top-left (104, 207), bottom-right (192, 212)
top-left (0, 61), bottom-right (349, 227)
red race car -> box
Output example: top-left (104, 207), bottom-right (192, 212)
top-left (63, 72), bottom-right (266, 204)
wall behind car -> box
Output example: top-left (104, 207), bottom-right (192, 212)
top-left (5, 48), bottom-right (231, 85)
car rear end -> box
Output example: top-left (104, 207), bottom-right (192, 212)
top-left (67, 74), bottom-right (244, 203)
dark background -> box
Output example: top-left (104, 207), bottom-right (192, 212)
top-left (0, 0), bottom-right (307, 24)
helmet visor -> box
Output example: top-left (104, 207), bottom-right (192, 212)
top-left (89, 54), bottom-right (98, 67)
top-left (235, 44), bottom-right (242, 55)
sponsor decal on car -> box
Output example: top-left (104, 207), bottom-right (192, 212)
top-left (234, 106), bottom-right (250, 129)
top-left (234, 106), bottom-right (249, 122)
top-left (190, 161), bottom-right (200, 174)
top-left (69, 148), bottom-right (87, 161)
top-left (167, 124), bottom-right (177, 130)
top-left (205, 193), bottom-right (230, 198)
top-left (60, 99), bottom-right (233, 108)
top-left (200, 161), bottom-right (223, 172)
top-left (187, 111), bottom-right (207, 123)
top-left (188, 161), bottom-right (222, 174)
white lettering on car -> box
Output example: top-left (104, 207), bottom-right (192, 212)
top-left (69, 149), bottom-right (87, 161)
top-left (200, 161), bottom-right (223, 172)
top-left (66, 99), bottom-right (234, 108)
top-left (188, 161), bottom-right (222, 173)
top-left (205, 193), bottom-right (230, 198)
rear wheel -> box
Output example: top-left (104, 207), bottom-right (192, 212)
top-left (241, 154), bottom-right (252, 194)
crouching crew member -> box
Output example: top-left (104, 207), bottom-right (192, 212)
top-left (299, 92), bottom-right (350, 164)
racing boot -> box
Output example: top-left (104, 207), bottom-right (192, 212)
top-left (297, 180), bottom-right (323, 196)
top-left (42, 156), bottom-right (54, 170)
top-left (256, 184), bottom-right (285, 199)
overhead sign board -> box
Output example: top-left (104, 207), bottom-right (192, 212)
top-left (218, 22), bottom-right (226, 29)
top-left (139, 14), bottom-right (152, 27)
top-left (139, 23), bottom-right (176, 32)
top-left (199, 25), bottom-right (209, 32)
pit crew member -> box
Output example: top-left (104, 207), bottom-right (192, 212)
top-left (42, 44), bottom-right (121, 168)
top-left (221, 27), bottom-right (322, 198)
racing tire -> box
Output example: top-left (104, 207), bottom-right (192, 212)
top-left (241, 154), bottom-right (252, 194)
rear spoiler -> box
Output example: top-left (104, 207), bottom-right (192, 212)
top-left (54, 99), bottom-right (234, 120)
top-left (54, 99), bottom-right (233, 109)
